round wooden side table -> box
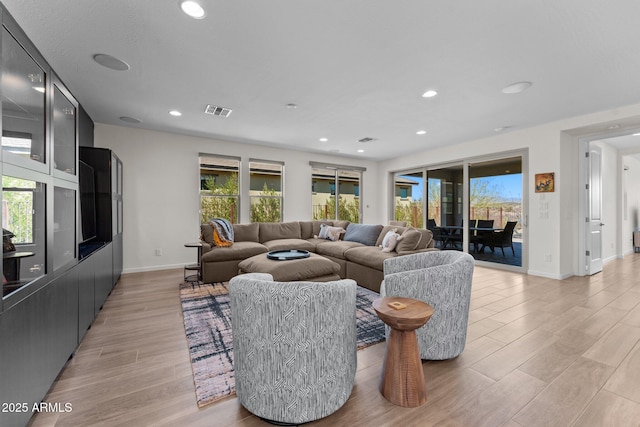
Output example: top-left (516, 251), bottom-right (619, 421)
top-left (373, 296), bottom-right (434, 407)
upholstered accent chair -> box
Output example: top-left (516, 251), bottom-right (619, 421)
top-left (380, 251), bottom-right (474, 360)
top-left (229, 273), bottom-right (357, 425)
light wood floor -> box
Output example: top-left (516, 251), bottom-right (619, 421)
top-left (28, 256), bottom-right (640, 427)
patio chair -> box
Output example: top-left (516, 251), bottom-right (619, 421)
top-left (470, 219), bottom-right (494, 253)
top-left (485, 221), bottom-right (517, 256)
top-left (427, 219), bottom-right (447, 248)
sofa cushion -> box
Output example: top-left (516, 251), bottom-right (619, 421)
top-left (299, 220), bottom-right (330, 239)
top-left (259, 221), bottom-right (301, 243)
top-left (395, 227), bottom-right (422, 253)
top-left (263, 239), bottom-right (316, 252)
top-left (345, 246), bottom-right (397, 271)
top-left (201, 241), bottom-right (267, 262)
top-left (415, 228), bottom-right (434, 249)
top-left (343, 223), bottom-right (383, 246)
top-left (233, 222), bottom-right (260, 242)
top-left (200, 223), bottom-right (214, 245)
top-left (333, 220), bottom-right (350, 232)
top-left (238, 252), bottom-right (340, 282)
top-left (315, 240), bottom-right (365, 259)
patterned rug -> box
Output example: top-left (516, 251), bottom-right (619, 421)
top-left (179, 281), bottom-right (385, 408)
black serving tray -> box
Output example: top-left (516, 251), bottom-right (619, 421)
top-left (266, 249), bottom-right (311, 260)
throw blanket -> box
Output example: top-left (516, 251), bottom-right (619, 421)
top-left (209, 218), bottom-right (234, 247)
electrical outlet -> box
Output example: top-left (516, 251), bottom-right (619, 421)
top-left (155, 248), bottom-right (163, 256)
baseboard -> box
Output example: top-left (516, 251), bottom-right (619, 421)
top-left (527, 269), bottom-right (572, 280)
top-left (123, 263), bottom-right (184, 274)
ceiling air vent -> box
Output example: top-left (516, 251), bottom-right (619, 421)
top-left (204, 104), bottom-right (233, 117)
top-left (358, 137), bottom-right (377, 143)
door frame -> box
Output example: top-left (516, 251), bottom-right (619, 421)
top-left (577, 130), bottom-right (638, 275)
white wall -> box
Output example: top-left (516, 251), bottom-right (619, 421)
top-left (95, 103), bottom-right (640, 278)
top-left (377, 103), bottom-right (640, 279)
top-left (622, 155), bottom-right (640, 254)
top-left (94, 124), bottom-right (379, 273)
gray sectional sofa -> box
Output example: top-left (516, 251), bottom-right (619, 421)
top-left (199, 220), bottom-right (436, 292)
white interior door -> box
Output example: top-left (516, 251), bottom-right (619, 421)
top-left (587, 145), bottom-right (603, 275)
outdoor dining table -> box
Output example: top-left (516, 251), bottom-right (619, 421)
top-left (433, 225), bottom-right (504, 251)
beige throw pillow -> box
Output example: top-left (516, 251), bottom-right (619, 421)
top-left (395, 227), bottom-right (422, 253)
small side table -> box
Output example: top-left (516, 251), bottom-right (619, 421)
top-left (373, 296), bottom-right (434, 407)
top-left (184, 242), bottom-right (203, 283)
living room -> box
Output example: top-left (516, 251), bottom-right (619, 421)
top-left (2, 1), bottom-right (640, 426)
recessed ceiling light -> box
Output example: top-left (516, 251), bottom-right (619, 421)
top-left (286, 103), bottom-right (297, 109)
top-left (422, 90), bottom-right (438, 98)
top-left (357, 149), bottom-right (364, 153)
top-left (416, 130), bottom-right (427, 135)
top-left (120, 116), bottom-right (142, 124)
top-left (319, 138), bottom-right (328, 142)
top-left (180, 1), bottom-right (206, 19)
top-left (169, 110), bottom-right (182, 116)
top-left (494, 126), bottom-right (512, 132)
top-left (501, 81), bottom-right (532, 94)
top-left (93, 53), bottom-right (130, 71)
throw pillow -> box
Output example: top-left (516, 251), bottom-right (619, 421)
top-left (325, 226), bottom-right (346, 241)
top-left (380, 229), bottom-right (402, 253)
top-left (317, 223), bottom-right (331, 239)
top-left (395, 227), bottom-right (422, 253)
top-left (343, 223), bottom-right (384, 246)
top-left (315, 224), bottom-right (346, 241)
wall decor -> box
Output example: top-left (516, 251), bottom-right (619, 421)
top-left (535, 172), bottom-right (554, 193)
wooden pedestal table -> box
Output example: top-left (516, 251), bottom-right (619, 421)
top-left (372, 296), bottom-right (434, 407)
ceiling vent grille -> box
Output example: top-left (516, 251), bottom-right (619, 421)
top-left (358, 137), bottom-right (377, 143)
top-left (204, 104), bottom-right (233, 117)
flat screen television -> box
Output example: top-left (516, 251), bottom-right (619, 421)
top-left (79, 160), bottom-right (97, 243)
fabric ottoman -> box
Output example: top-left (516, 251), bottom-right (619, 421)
top-left (238, 252), bottom-right (341, 282)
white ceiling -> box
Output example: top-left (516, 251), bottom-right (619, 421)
top-left (4, 0), bottom-right (640, 160)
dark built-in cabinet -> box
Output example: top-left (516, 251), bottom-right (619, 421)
top-left (0, 5), bottom-right (123, 426)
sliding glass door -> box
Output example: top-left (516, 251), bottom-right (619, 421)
top-left (468, 157), bottom-right (523, 267)
top-left (393, 153), bottom-right (526, 271)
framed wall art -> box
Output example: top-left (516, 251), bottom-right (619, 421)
top-left (535, 172), bottom-right (554, 193)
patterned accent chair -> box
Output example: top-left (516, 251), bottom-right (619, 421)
top-left (380, 251), bottom-right (474, 360)
top-left (229, 273), bottom-right (357, 425)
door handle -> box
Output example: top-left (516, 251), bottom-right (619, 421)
top-left (600, 223), bottom-right (605, 226)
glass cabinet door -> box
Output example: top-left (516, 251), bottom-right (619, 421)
top-left (53, 85), bottom-right (76, 175)
top-left (53, 186), bottom-right (76, 271)
top-left (1, 27), bottom-right (46, 164)
top-left (2, 175), bottom-right (46, 298)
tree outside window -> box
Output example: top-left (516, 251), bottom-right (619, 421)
top-left (199, 155), bottom-right (239, 223)
top-left (250, 161), bottom-right (283, 222)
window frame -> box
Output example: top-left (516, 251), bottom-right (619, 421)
top-left (310, 162), bottom-right (365, 223)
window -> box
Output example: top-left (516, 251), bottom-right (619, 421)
top-left (249, 159), bottom-right (283, 222)
top-left (199, 154), bottom-right (239, 223)
top-left (2, 175), bottom-right (46, 298)
top-left (310, 162), bottom-right (364, 223)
